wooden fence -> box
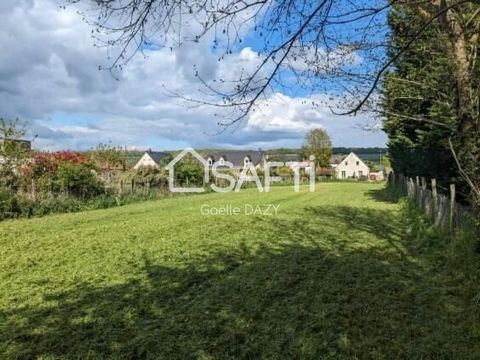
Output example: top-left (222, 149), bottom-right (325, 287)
top-left (389, 173), bottom-right (474, 233)
top-left (105, 178), bottom-right (170, 196)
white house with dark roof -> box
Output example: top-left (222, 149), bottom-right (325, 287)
top-left (334, 152), bottom-right (370, 179)
top-left (205, 150), bottom-right (266, 170)
top-left (133, 150), bottom-right (170, 169)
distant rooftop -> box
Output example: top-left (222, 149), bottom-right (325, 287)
top-left (145, 150), bottom-right (170, 164)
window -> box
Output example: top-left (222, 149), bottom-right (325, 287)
top-left (341, 171), bottom-right (346, 179)
top-left (208, 158), bottom-right (213, 166)
top-left (244, 157), bottom-right (250, 167)
top-left (359, 170), bottom-right (363, 177)
top-left (345, 162), bottom-right (348, 166)
top-left (356, 161), bottom-right (359, 166)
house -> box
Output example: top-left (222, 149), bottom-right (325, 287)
top-left (205, 150), bottom-right (266, 170)
top-left (334, 152), bottom-right (370, 179)
top-left (133, 150), bottom-right (170, 169)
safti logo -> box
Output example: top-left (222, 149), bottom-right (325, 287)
top-left (165, 147), bottom-right (316, 193)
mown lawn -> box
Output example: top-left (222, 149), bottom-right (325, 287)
top-left (0, 183), bottom-right (479, 359)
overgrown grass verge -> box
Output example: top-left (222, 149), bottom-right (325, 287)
top-left (0, 188), bottom-right (216, 221)
top-left (400, 197), bottom-right (480, 319)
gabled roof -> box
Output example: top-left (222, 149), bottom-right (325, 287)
top-left (146, 150), bottom-right (169, 165)
top-left (338, 152), bottom-right (367, 167)
top-left (206, 150), bottom-right (264, 167)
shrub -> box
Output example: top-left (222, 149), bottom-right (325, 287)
top-left (174, 161), bottom-right (204, 186)
top-left (20, 151), bottom-right (105, 198)
top-left (125, 167), bottom-right (168, 188)
top-left (54, 163), bottom-right (104, 198)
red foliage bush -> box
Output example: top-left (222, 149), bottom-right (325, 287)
top-left (23, 151), bottom-right (92, 178)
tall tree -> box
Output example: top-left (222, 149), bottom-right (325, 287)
top-left (383, 4), bottom-right (459, 189)
top-left (383, 2), bottom-right (479, 206)
top-left (302, 128), bottom-right (332, 168)
top-left (0, 118), bottom-right (30, 191)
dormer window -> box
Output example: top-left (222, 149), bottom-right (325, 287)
top-left (244, 157), bottom-right (250, 167)
top-left (207, 158), bottom-right (213, 166)
top-left (219, 157), bottom-right (225, 165)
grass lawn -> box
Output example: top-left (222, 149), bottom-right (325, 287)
top-left (0, 183), bottom-right (479, 358)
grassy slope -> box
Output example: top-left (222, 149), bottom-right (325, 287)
top-left (0, 183), bottom-right (478, 359)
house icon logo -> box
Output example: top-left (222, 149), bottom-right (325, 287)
top-left (165, 147), bottom-right (209, 193)
top-left (166, 147), bottom-right (316, 194)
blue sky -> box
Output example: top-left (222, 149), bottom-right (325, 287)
top-left (0, 0), bottom-right (388, 151)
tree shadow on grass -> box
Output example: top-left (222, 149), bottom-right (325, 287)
top-left (365, 186), bottom-right (403, 204)
top-left (1, 208), bottom-right (477, 359)
top-left (302, 205), bottom-right (408, 258)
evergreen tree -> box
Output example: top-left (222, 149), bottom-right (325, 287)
top-left (383, 5), bottom-right (462, 196)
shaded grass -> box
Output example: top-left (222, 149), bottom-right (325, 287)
top-left (0, 183), bottom-right (479, 359)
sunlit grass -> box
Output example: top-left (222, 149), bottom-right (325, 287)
top-left (0, 183), bottom-right (478, 358)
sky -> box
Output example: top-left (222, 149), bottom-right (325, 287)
top-left (0, 0), bottom-right (388, 151)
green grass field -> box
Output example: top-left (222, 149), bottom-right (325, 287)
top-left (0, 183), bottom-right (479, 359)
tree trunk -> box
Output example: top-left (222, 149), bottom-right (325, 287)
top-left (439, 3), bottom-right (480, 207)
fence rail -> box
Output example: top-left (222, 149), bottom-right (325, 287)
top-left (389, 173), bottom-right (474, 233)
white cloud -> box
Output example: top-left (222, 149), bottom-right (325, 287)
top-left (0, 0), bottom-right (386, 151)
top-left (246, 93), bottom-right (321, 132)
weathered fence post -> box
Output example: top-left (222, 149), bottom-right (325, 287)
top-left (31, 179), bottom-right (36, 200)
top-left (420, 177), bottom-right (426, 211)
top-left (131, 179), bottom-right (135, 194)
top-left (450, 184), bottom-right (456, 233)
top-left (421, 177), bottom-right (427, 190)
top-left (416, 176), bottom-right (420, 187)
top-left (431, 178), bottom-right (438, 224)
top-left (408, 178), bottom-right (414, 199)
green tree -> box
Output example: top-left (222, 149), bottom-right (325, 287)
top-left (87, 142), bottom-right (126, 171)
top-left (302, 129), bottom-right (332, 168)
top-left (383, 3), bottom-right (479, 205)
top-left (0, 118), bottom-right (30, 191)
